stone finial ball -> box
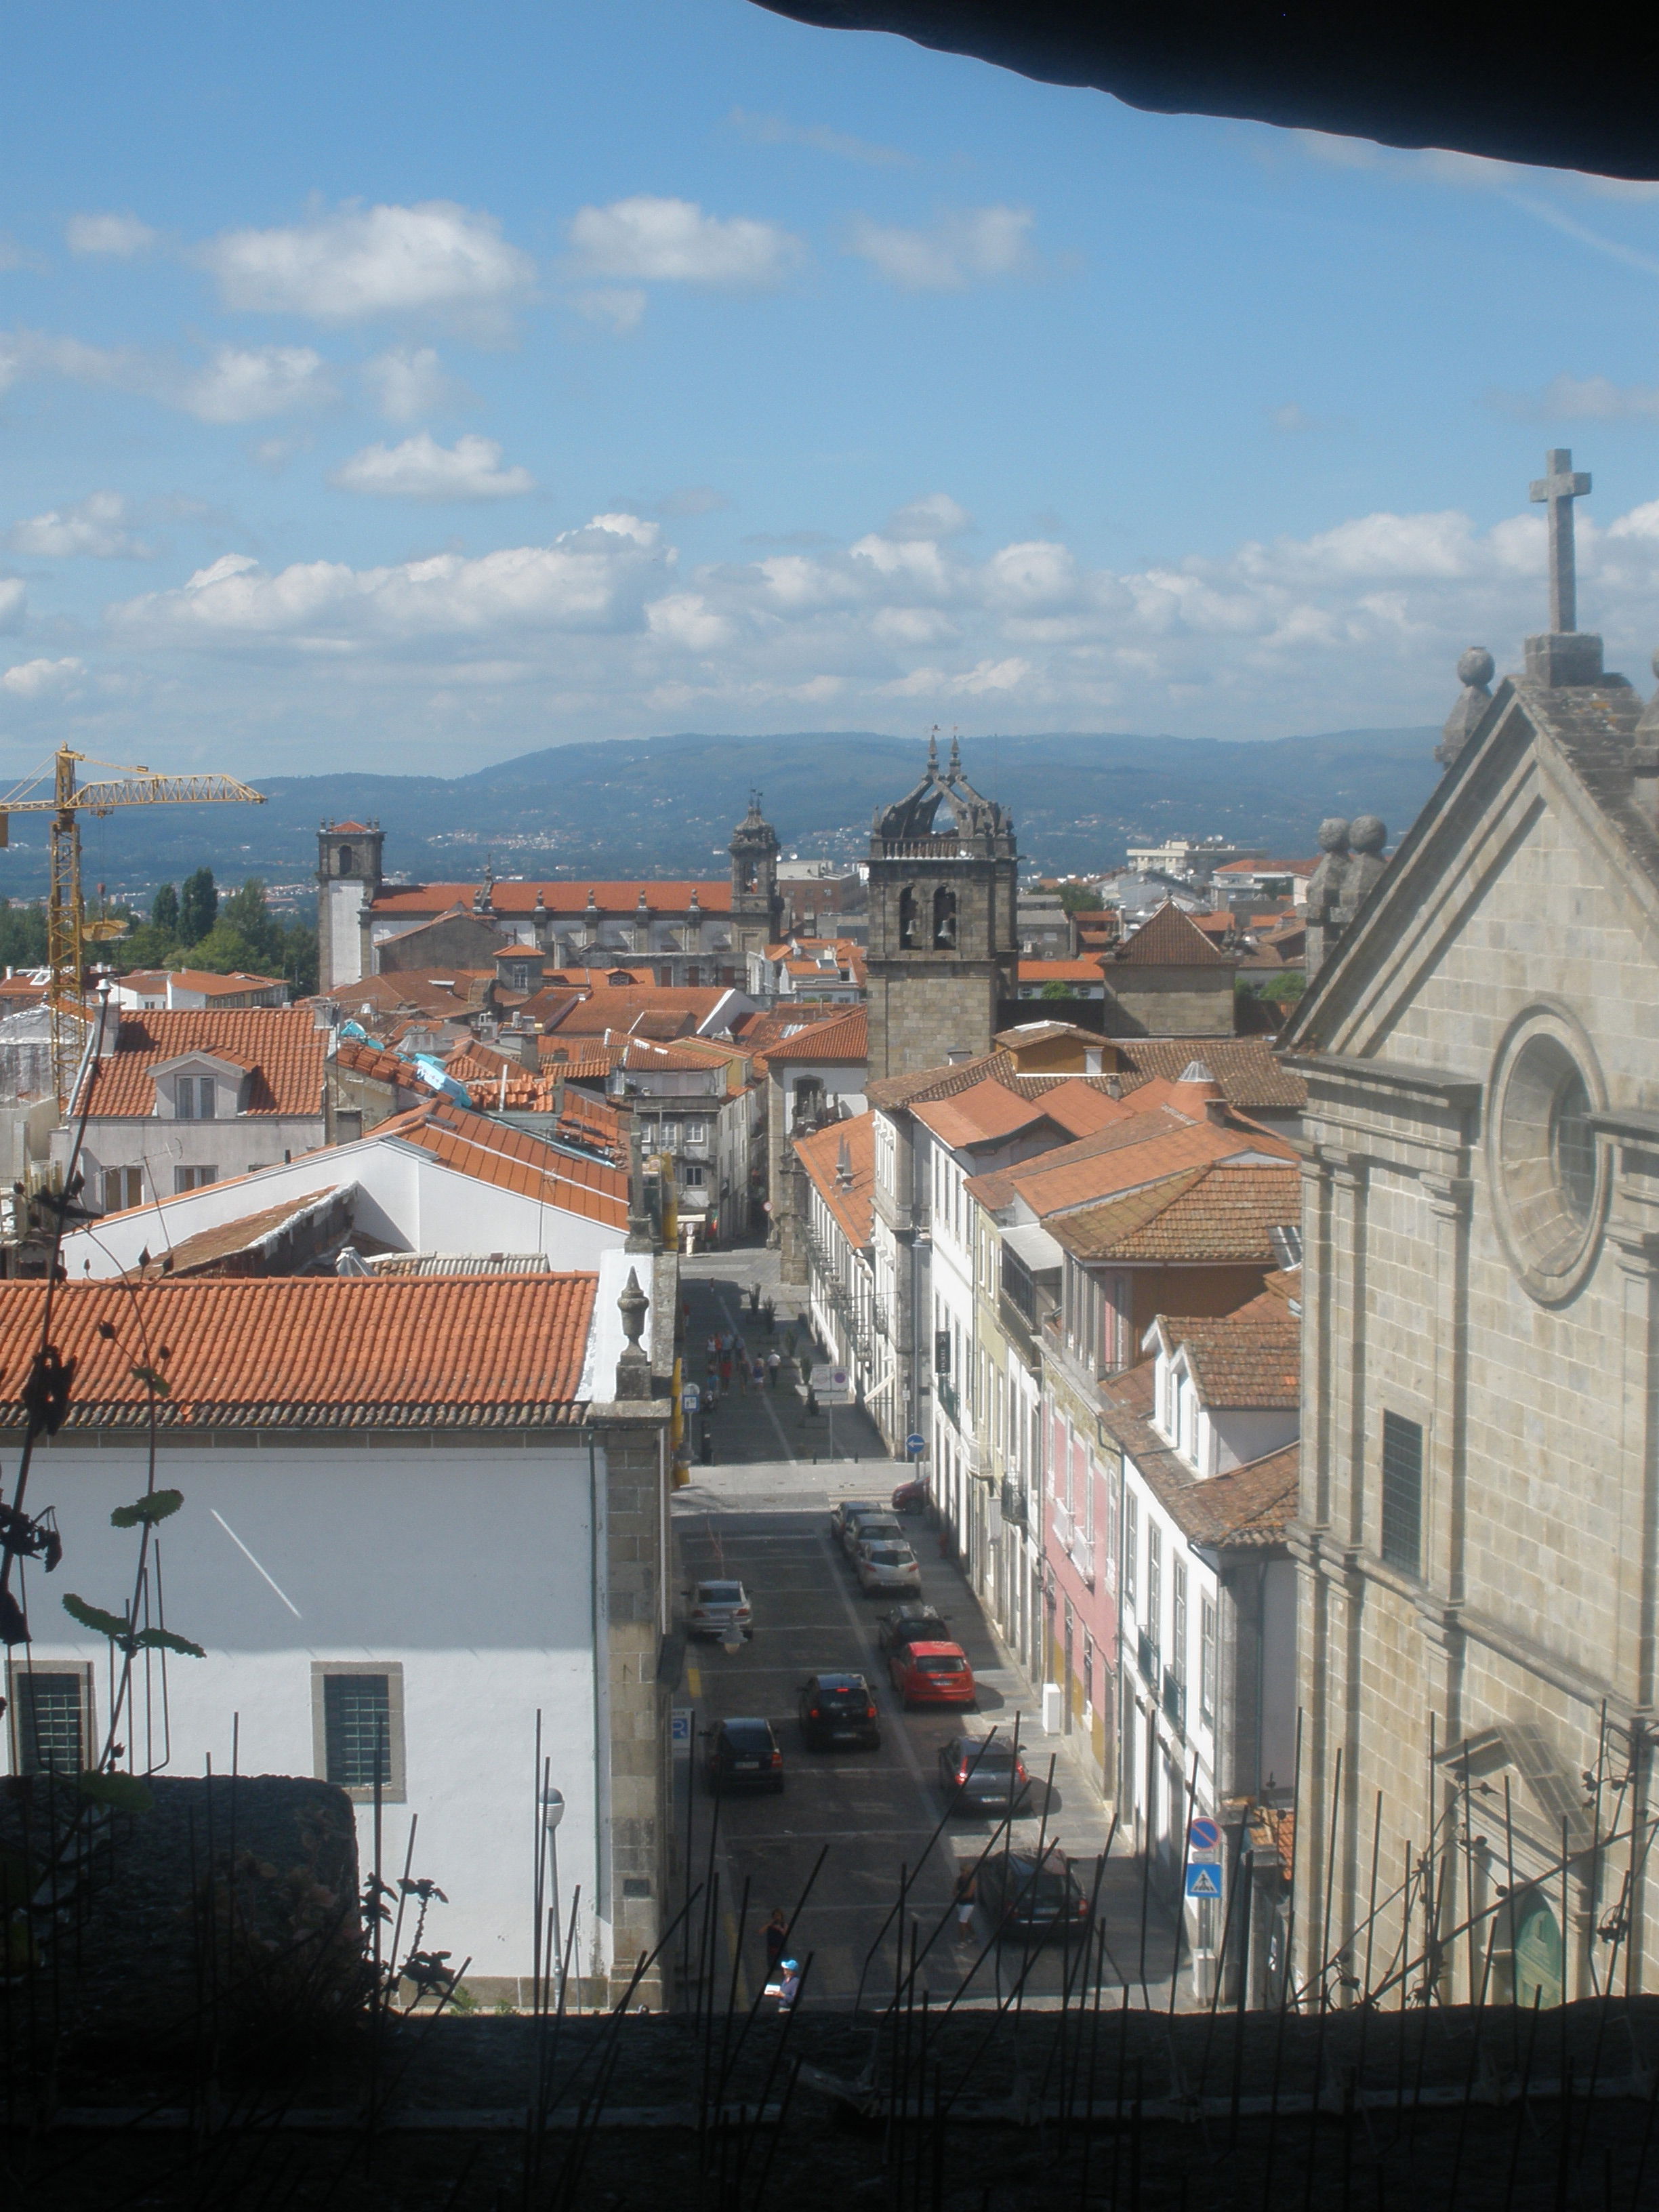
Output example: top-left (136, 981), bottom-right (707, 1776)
top-left (1317, 817), bottom-right (1351, 854)
top-left (1349, 815), bottom-right (1387, 855)
top-left (1458, 647), bottom-right (1496, 690)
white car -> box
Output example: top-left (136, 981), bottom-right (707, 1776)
top-left (842, 1509), bottom-right (903, 1557)
top-left (857, 1538), bottom-right (922, 1596)
top-left (687, 1580), bottom-right (754, 1641)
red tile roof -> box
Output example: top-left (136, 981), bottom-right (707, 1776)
top-left (1115, 1038), bottom-right (1306, 1111)
top-left (794, 1111), bottom-right (876, 1249)
top-left (967, 1110), bottom-right (1294, 1218)
top-left (369, 880), bottom-right (734, 917)
top-left (1050, 1162), bottom-right (1301, 1263)
top-left (1111, 901), bottom-right (1235, 968)
top-left (1153, 1290), bottom-right (1300, 1408)
top-left (331, 1038), bottom-right (421, 1088)
top-left (759, 1006), bottom-right (867, 1065)
top-left (1099, 1359), bottom-right (1300, 1549)
top-left (161, 968), bottom-right (285, 996)
top-left (77, 1008), bottom-right (329, 1118)
top-left (0, 1274), bottom-right (596, 1429)
top-left (1017, 958), bottom-right (1107, 985)
top-left (375, 1099), bottom-right (630, 1225)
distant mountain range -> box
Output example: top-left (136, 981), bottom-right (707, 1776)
top-left (3, 726), bottom-right (1443, 908)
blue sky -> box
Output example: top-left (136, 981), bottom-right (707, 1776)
top-left (3, 0), bottom-right (1659, 778)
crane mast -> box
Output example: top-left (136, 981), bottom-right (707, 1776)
top-left (0, 746), bottom-right (266, 1108)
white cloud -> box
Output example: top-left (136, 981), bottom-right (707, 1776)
top-left (66, 212), bottom-right (157, 258)
top-left (332, 432), bottom-right (534, 501)
top-left (846, 206), bottom-right (1034, 290)
top-left (110, 514), bottom-right (668, 644)
top-left (0, 327), bottom-right (334, 422)
top-left (0, 579), bottom-right (24, 631)
top-left (885, 492), bottom-right (973, 541)
top-left (361, 345), bottom-right (465, 423)
top-left (1490, 373), bottom-right (1659, 423)
top-left (90, 482), bottom-right (1659, 756)
top-left (1, 655), bottom-right (83, 699)
top-left (727, 108), bottom-right (915, 168)
top-left (180, 344), bottom-right (334, 424)
top-left (567, 196), bottom-right (803, 288)
top-left (5, 491), bottom-right (149, 558)
top-left (198, 201), bottom-right (535, 328)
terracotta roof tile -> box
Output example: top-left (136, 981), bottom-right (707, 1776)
top-left (1111, 901), bottom-right (1235, 968)
top-left (964, 1108), bottom-right (1191, 1212)
top-left (331, 1038), bottom-right (421, 1088)
top-left (1157, 1297), bottom-right (1300, 1408)
top-left (865, 1050), bottom-right (1010, 1111)
top-left (794, 1111), bottom-right (876, 1248)
top-left (1115, 1037), bottom-right (1307, 1111)
top-left (77, 1008), bottom-right (328, 1119)
top-left (1017, 958), bottom-right (1107, 985)
top-left (1099, 1360), bottom-right (1300, 1548)
top-left (1052, 1162), bottom-right (1300, 1263)
top-left (0, 1274), bottom-right (596, 1429)
top-left (375, 1099), bottom-right (630, 1223)
top-left (760, 1006), bottom-right (867, 1064)
top-left (369, 880), bottom-right (734, 917)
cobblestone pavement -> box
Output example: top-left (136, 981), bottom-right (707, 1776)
top-left (669, 1250), bottom-right (1179, 2011)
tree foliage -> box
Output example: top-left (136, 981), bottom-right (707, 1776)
top-left (178, 866), bottom-right (218, 945)
top-left (110, 873), bottom-right (318, 994)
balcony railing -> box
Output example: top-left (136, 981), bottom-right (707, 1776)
top-left (937, 1377), bottom-right (960, 1429)
top-left (1000, 1479), bottom-right (1026, 1529)
top-left (1162, 1669), bottom-right (1187, 1731)
top-left (1136, 1631), bottom-right (1158, 1685)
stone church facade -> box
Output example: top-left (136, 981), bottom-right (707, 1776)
top-left (865, 736), bottom-right (1019, 1080)
top-left (1285, 458), bottom-right (1659, 2008)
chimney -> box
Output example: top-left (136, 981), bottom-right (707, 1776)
top-left (835, 1134), bottom-right (854, 1191)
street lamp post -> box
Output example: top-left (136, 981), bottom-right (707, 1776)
top-left (542, 1786), bottom-right (566, 2010)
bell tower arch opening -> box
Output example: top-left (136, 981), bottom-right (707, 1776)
top-left (865, 734), bottom-right (1017, 1080)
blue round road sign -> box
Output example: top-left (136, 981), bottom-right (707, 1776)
top-left (1189, 1816), bottom-right (1222, 1855)
top-left (905, 1433), bottom-right (926, 1458)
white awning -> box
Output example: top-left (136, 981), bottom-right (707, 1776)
top-left (1002, 1222), bottom-right (1064, 1273)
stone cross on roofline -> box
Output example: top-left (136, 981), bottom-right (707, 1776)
top-left (1523, 447), bottom-right (1603, 688)
top-left (1531, 448), bottom-right (1591, 635)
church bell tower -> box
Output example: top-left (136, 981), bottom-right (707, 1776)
top-left (729, 791), bottom-right (782, 962)
top-left (316, 819), bottom-right (384, 991)
top-left (865, 735), bottom-right (1018, 1080)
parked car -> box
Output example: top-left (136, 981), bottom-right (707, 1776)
top-left (830, 1499), bottom-right (877, 1548)
top-left (857, 1537), bottom-right (922, 1595)
top-left (798, 1672), bottom-right (882, 1750)
top-left (704, 1716), bottom-right (784, 1795)
top-left (890, 1477), bottom-right (928, 1514)
top-left (687, 1580), bottom-right (754, 1641)
top-left (937, 1735), bottom-right (1030, 1814)
top-left (889, 1641), bottom-right (976, 1709)
top-left (978, 1847), bottom-right (1091, 1942)
top-left (876, 1601), bottom-right (951, 1659)
top-left (841, 1507), bottom-right (903, 1557)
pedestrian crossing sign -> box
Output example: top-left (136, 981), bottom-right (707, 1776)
top-left (1185, 1863), bottom-right (1223, 1899)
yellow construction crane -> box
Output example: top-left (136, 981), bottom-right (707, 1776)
top-left (0, 745), bottom-right (266, 1108)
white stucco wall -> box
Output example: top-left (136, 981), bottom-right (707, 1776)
top-left (7, 1436), bottom-right (606, 1985)
top-left (60, 1130), bottom-right (623, 1278)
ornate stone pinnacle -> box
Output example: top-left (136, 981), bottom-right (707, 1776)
top-left (1437, 647), bottom-right (1496, 771)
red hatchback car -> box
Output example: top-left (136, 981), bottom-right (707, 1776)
top-left (889, 1640), bottom-right (977, 1709)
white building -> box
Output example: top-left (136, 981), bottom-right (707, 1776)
top-left (1104, 1292), bottom-right (1300, 2001)
top-left (794, 1113), bottom-right (886, 1429)
top-left (0, 1254), bottom-right (675, 2003)
top-left (60, 1096), bottom-right (630, 1278)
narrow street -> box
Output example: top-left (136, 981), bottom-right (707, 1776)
top-left (668, 1253), bottom-right (1179, 2012)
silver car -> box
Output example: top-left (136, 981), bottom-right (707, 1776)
top-left (842, 1509), bottom-right (903, 1557)
top-left (687, 1579), bottom-right (754, 1641)
top-left (857, 1538), bottom-right (922, 1595)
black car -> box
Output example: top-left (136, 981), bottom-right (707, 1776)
top-left (797, 1672), bottom-right (882, 1750)
top-left (876, 1601), bottom-right (950, 1659)
top-left (937, 1735), bottom-right (1031, 1814)
top-left (977, 1847), bottom-right (1091, 1941)
top-left (703, 1717), bottom-right (784, 1795)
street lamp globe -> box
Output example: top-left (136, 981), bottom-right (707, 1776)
top-left (542, 1786), bottom-right (566, 1832)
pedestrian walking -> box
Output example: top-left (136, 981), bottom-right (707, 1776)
top-left (952, 1864), bottom-right (977, 1942)
top-left (762, 1908), bottom-right (789, 1982)
top-left (767, 1350), bottom-right (781, 1389)
top-left (762, 1297), bottom-right (775, 1335)
top-left (752, 1357), bottom-right (766, 1390)
top-left (777, 1959), bottom-right (800, 2013)
top-left (720, 1355), bottom-right (733, 1388)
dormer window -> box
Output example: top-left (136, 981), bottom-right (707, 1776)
top-left (176, 1075), bottom-right (216, 1121)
